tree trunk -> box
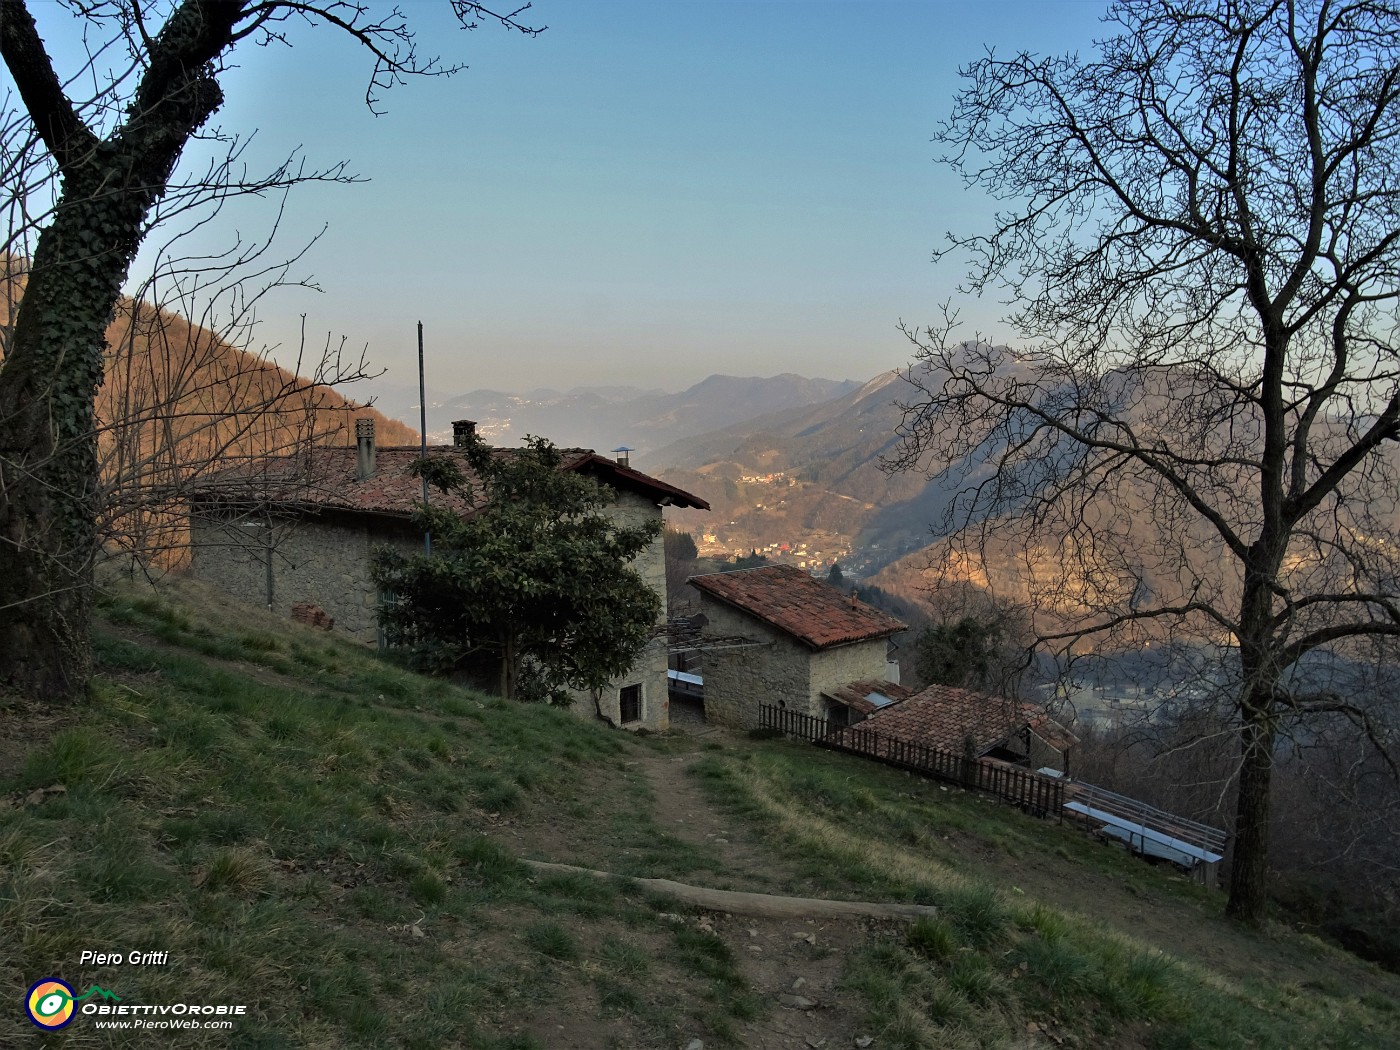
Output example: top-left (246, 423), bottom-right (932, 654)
top-left (0, 0), bottom-right (237, 701)
top-left (1227, 700), bottom-right (1275, 925)
top-left (0, 187), bottom-right (140, 700)
top-left (499, 631), bottom-right (517, 699)
top-left (1227, 561), bottom-right (1283, 926)
top-left (524, 859), bottom-right (944, 921)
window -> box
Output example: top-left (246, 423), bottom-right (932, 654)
top-left (619, 684), bottom-right (642, 724)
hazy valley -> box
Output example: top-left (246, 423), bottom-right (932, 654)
top-left (365, 369), bottom-right (957, 593)
top-left (355, 373), bottom-right (862, 456)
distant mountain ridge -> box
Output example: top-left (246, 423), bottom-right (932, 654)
top-left (654, 357), bottom-right (1400, 647)
top-left (651, 363), bottom-right (1223, 622)
top-left (366, 373), bottom-right (862, 455)
top-left (650, 360), bottom-right (1213, 621)
top-left (652, 371), bottom-right (949, 569)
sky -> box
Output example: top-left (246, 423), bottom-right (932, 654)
top-left (21, 0), bottom-right (1113, 398)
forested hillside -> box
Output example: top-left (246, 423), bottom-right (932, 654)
top-left (657, 361), bottom-right (1400, 643)
top-left (1, 268), bottom-right (415, 569)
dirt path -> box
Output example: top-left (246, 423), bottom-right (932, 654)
top-left (638, 749), bottom-right (776, 880)
top-left (501, 744), bottom-right (895, 1048)
top-left (631, 749), bottom-right (886, 1050)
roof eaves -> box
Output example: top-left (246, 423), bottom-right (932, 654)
top-left (576, 452), bottom-right (711, 510)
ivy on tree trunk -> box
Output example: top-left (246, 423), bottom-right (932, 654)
top-left (0, 1), bottom-right (541, 701)
top-left (0, 1), bottom-right (239, 699)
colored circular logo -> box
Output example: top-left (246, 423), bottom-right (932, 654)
top-left (27, 979), bottom-right (76, 1030)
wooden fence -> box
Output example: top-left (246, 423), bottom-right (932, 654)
top-left (760, 705), bottom-right (1066, 820)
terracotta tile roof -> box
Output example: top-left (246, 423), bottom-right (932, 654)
top-left (189, 443), bottom-right (708, 518)
top-left (822, 679), bottom-right (914, 715)
top-left (688, 565), bottom-right (905, 650)
top-left (859, 684), bottom-right (1078, 756)
top-left (1022, 705), bottom-right (1080, 753)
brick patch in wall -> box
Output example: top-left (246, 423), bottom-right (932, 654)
top-left (291, 603), bottom-right (335, 630)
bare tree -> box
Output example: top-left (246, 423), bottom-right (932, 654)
top-left (94, 203), bottom-right (431, 576)
top-left (912, 581), bottom-right (1036, 698)
top-left (0, 1), bottom-right (542, 701)
top-left (2, 214), bottom-right (403, 579)
top-left (888, 0), bottom-right (1400, 924)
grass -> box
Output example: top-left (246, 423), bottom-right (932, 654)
top-left (524, 921), bottom-right (579, 960)
top-left (0, 583), bottom-right (750, 1047)
top-left (599, 934), bottom-right (650, 978)
top-left (3, 579), bottom-right (1398, 1048)
top-left (670, 923), bottom-right (764, 1034)
top-left (690, 740), bottom-right (1400, 1049)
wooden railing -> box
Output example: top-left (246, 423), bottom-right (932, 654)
top-left (761, 705), bottom-right (1066, 819)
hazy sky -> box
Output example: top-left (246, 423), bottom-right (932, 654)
top-left (25, 0), bottom-right (1111, 396)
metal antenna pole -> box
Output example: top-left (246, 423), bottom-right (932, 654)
top-left (418, 320), bottom-right (431, 555)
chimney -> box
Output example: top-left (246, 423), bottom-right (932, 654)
top-left (612, 445), bottom-right (634, 468)
top-left (355, 418), bottom-right (376, 481)
top-left (452, 419), bottom-right (477, 447)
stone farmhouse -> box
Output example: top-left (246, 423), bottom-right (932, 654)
top-left (857, 683), bottom-right (1079, 774)
top-left (187, 419), bottom-right (708, 732)
top-left (687, 564), bottom-right (906, 729)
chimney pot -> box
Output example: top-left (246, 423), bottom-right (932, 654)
top-left (355, 418), bottom-right (376, 481)
top-left (452, 419), bottom-right (477, 447)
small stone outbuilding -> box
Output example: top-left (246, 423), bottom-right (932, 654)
top-left (188, 420), bottom-right (708, 732)
top-left (688, 565), bottom-right (905, 729)
top-left (859, 683), bottom-right (1079, 774)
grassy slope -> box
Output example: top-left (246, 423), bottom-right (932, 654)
top-left (691, 744), bottom-right (1400, 1048)
top-left (1, 582), bottom-right (1397, 1048)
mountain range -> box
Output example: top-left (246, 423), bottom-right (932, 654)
top-left (651, 371), bottom-right (946, 561)
top-left (358, 373), bottom-right (862, 455)
top-left (645, 363), bottom-right (1243, 632)
top-left (358, 367), bottom-right (952, 594)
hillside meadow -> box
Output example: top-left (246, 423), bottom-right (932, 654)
top-left (1, 579), bottom-right (1397, 1048)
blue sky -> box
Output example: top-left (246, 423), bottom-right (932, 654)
top-left (24, 0), bottom-right (1112, 396)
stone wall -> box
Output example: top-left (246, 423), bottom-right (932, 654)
top-left (565, 490), bottom-right (671, 732)
top-left (574, 634), bottom-right (669, 731)
top-left (609, 490), bottom-right (667, 610)
top-left (695, 600), bottom-right (804, 729)
top-left (693, 591), bottom-right (896, 730)
top-left (809, 640), bottom-right (894, 718)
top-left (190, 510), bottom-right (420, 643)
top-left (193, 486), bottom-right (676, 731)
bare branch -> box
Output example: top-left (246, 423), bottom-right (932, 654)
top-left (892, 0), bottom-right (1400, 925)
